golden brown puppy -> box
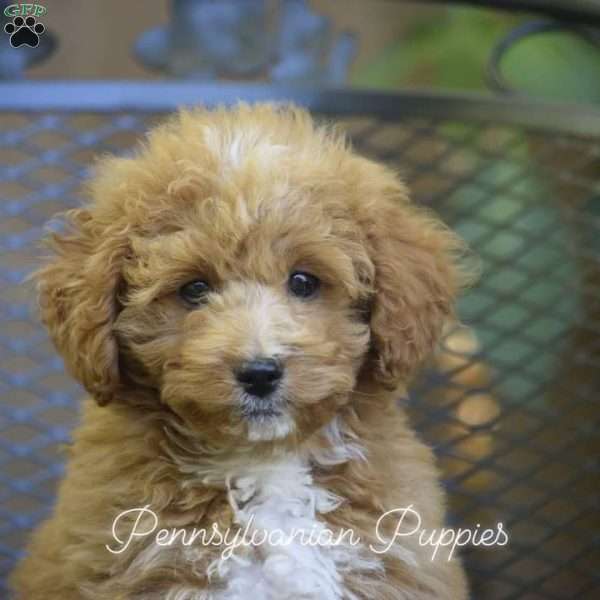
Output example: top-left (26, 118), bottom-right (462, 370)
top-left (12, 104), bottom-right (469, 599)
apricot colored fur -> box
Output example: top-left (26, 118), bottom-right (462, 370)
top-left (12, 104), bottom-right (469, 599)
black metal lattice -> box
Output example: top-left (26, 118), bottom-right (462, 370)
top-left (0, 86), bottom-right (599, 599)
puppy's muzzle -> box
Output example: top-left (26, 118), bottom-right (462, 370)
top-left (236, 357), bottom-right (283, 398)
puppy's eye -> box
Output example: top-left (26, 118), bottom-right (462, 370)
top-left (179, 280), bottom-right (211, 306)
top-left (288, 271), bottom-right (320, 299)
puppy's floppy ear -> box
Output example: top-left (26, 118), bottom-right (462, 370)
top-left (35, 208), bottom-right (128, 406)
top-left (359, 165), bottom-right (467, 388)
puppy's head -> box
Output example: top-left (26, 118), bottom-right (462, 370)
top-left (36, 105), bottom-right (465, 445)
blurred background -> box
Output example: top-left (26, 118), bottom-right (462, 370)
top-left (7, 0), bottom-right (600, 101)
top-left (1, 1), bottom-right (599, 599)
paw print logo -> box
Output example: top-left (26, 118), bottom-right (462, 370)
top-left (4, 16), bottom-right (45, 48)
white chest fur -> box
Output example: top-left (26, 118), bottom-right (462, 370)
top-left (208, 455), bottom-right (379, 600)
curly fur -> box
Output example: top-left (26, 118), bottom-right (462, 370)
top-left (11, 104), bottom-right (470, 599)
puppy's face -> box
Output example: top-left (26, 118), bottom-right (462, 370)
top-left (36, 105), bottom-right (464, 446)
top-left (116, 187), bottom-right (372, 443)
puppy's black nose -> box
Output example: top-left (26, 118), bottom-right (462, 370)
top-left (236, 358), bottom-right (283, 398)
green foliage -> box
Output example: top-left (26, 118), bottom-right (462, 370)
top-left (353, 7), bottom-right (600, 103)
top-left (503, 31), bottom-right (600, 102)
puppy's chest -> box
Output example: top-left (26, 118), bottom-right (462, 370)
top-left (205, 457), bottom-right (378, 600)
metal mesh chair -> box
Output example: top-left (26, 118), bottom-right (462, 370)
top-left (1, 82), bottom-right (599, 599)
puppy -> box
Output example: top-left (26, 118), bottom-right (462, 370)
top-left (11, 104), bottom-right (469, 599)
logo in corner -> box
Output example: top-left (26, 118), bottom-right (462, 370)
top-left (3, 4), bottom-right (47, 48)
